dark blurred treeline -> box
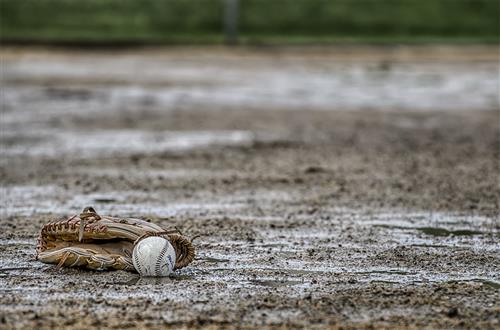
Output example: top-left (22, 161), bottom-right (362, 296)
top-left (1, 0), bottom-right (498, 44)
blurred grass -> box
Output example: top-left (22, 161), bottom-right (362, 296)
top-left (0, 0), bottom-right (498, 45)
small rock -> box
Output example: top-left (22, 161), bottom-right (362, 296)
top-left (446, 307), bottom-right (459, 317)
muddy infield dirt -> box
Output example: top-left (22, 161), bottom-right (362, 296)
top-left (0, 46), bottom-right (499, 329)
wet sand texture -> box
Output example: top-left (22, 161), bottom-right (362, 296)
top-left (0, 46), bottom-right (499, 329)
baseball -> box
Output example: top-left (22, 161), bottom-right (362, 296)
top-left (132, 236), bottom-right (176, 277)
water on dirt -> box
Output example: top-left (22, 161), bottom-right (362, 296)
top-left (1, 46), bottom-right (499, 329)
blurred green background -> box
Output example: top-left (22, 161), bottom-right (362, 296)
top-left (1, 0), bottom-right (498, 45)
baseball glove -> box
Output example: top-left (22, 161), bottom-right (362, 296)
top-left (36, 207), bottom-right (195, 272)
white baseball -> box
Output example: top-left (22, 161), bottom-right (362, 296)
top-left (132, 236), bottom-right (176, 277)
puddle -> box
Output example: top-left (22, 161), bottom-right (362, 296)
top-left (1, 129), bottom-right (255, 158)
top-left (356, 269), bottom-right (416, 276)
top-left (2, 53), bottom-right (497, 112)
top-left (112, 277), bottom-right (142, 286)
top-left (0, 267), bottom-right (32, 272)
top-left (113, 274), bottom-right (195, 286)
top-left (258, 243), bottom-right (288, 248)
top-left (93, 198), bottom-right (118, 204)
top-left (170, 274), bottom-right (197, 281)
top-left (409, 244), bottom-right (450, 248)
top-left (249, 279), bottom-right (303, 288)
top-left (198, 257), bottom-right (230, 264)
top-left (446, 279), bottom-right (500, 290)
top-left (80, 167), bottom-right (236, 181)
top-left (209, 266), bottom-right (332, 277)
top-left (370, 280), bottom-right (400, 285)
top-left (416, 227), bottom-right (485, 237)
top-left (373, 224), bottom-right (487, 237)
top-left (0, 185), bottom-right (248, 217)
top-left (473, 279), bottom-right (500, 290)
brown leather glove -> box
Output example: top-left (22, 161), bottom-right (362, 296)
top-left (36, 207), bottom-right (195, 271)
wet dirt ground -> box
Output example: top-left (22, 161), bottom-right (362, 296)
top-left (1, 46), bottom-right (499, 329)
